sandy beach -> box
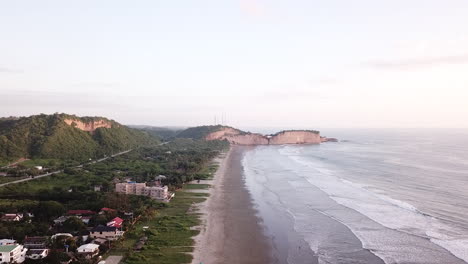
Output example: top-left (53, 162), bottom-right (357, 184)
top-left (192, 146), bottom-right (272, 264)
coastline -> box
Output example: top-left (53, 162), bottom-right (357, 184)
top-left (191, 146), bottom-right (272, 264)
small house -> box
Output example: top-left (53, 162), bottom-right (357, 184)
top-left (106, 217), bottom-right (123, 228)
top-left (76, 243), bottom-right (99, 259)
top-left (0, 239), bottom-right (16, 246)
top-left (90, 226), bottom-right (124, 241)
top-left (1, 213), bottom-right (23, 222)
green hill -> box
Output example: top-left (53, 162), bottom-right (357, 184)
top-left (175, 125), bottom-right (234, 139)
top-left (0, 113), bottom-right (157, 162)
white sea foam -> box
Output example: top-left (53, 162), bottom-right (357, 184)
top-left (279, 146), bottom-right (468, 263)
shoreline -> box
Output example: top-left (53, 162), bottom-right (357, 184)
top-left (191, 146), bottom-right (272, 264)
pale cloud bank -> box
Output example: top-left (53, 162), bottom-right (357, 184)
top-left (367, 54), bottom-right (468, 70)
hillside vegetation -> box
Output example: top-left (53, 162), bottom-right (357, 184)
top-left (175, 125), bottom-right (240, 139)
top-left (0, 113), bottom-right (157, 162)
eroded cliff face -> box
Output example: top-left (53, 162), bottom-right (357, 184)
top-left (205, 127), bottom-right (240, 140)
top-left (268, 131), bottom-right (321, 145)
top-left (64, 118), bottom-right (113, 132)
top-left (205, 128), bottom-right (331, 145)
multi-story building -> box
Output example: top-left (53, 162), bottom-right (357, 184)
top-left (115, 182), bottom-right (170, 201)
top-left (0, 244), bottom-right (27, 263)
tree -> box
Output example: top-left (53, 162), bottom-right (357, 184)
top-left (62, 217), bottom-right (86, 233)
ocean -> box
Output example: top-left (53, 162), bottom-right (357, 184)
top-left (242, 129), bottom-right (468, 264)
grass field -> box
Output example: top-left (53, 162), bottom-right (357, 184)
top-left (113, 184), bottom-right (210, 264)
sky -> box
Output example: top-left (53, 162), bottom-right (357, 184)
top-left (1, 0), bottom-right (468, 128)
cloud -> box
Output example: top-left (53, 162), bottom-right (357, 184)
top-left (239, 0), bottom-right (266, 17)
top-left (366, 54), bottom-right (468, 70)
top-left (72, 82), bottom-right (120, 88)
top-left (0, 67), bottom-right (23, 73)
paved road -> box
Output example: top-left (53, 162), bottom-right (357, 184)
top-left (0, 149), bottom-right (133, 187)
top-left (104, 256), bottom-right (123, 264)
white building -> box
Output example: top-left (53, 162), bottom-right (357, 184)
top-left (115, 182), bottom-right (170, 201)
top-left (0, 239), bottom-right (16, 246)
top-left (76, 244), bottom-right (100, 259)
top-left (0, 244), bottom-right (27, 263)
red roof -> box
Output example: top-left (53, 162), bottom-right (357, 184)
top-left (100, 208), bottom-right (116, 212)
top-left (67, 210), bottom-right (95, 215)
top-left (107, 217), bottom-right (124, 228)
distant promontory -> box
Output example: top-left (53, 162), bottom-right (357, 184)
top-left (178, 125), bottom-right (337, 145)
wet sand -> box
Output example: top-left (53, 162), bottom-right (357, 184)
top-left (192, 146), bottom-right (272, 264)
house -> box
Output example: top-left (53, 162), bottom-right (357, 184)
top-left (23, 236), bottom-right (48, 249)
top-left (106, 217), bottom-right (123, 228)
top-left (89, 226), bottom-right (124, 241)
top-left (34, 166), bottom-right (43, 171)
top-left (91, 238), bottom-right (108, 245)
top-left (80, 216), bottom-right (92, 225)
top-left (26, 249), bottom-right (49, 260)
top-left (67, 210), bottom-right (95, 216)
top-left (53, 216), bottom-right (70, 225)
top-left (0, 239), bottom-right (16, 246)
top-left (1, 213), bottom-right (23, 222)
top-left (0, 244), bottom-right (27, 263)
top-left (93, 185), bottom-right (102, 192)
top-left (76, 243), bottom-right (99, 259)
top-left (0, 172), bottom-right (7, 177)
top-left (99, 208), bottom-right (116, 214)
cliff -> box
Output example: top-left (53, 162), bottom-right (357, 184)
top-left (268, 130), bottom-right (321, 145)
top-left (201, 127), bottom-right (335, 145)
top-left (64, 118), bottom-right (113, 132)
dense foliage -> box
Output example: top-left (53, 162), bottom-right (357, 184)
top-left (131, 126), bottom-right (182, 141)
top-left (0, 113), bottom-right (158, 162)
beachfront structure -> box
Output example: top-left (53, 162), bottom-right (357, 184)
top-left (0, 244), bottom-right (27, 263)
top-left (76, 244), bottom-right (99, 259)
top-left (90, 226), bottom-right (124, 241)
top-left (115, 182), bottom-right (170, 201)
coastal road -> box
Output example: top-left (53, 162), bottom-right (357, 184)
top-left (0, 149), bottom-right (133, 188)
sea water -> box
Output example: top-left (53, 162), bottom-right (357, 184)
top-left (242, 129), bottom-right (468, 264)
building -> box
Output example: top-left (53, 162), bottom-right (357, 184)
top-left (26, 249), bottom-right (49, 260)
top-left (76, 244), bottom-right (99, 259)
top-left (115, 182), bottom-right (170, 201)
top-left (107, 217), bottom-right (123, 228)
top-left (0, 240), bottom-right (16, 246)
top-left (99, 208), bottom-right (116, 214)
top-left (34, 166), bottom-right (43, 171)
top-left (1, 214), bottom-right (23, 222)
top-left (0, 244), bottom-right (27, 263)
top-left (53, 216), bottom-right (69, 225)
top-left (90, 226), bottom-right (124, 241)
top-left (23, 237), bottom-right (47, 249)
top-left (115, 182), bottom-right (147, 195)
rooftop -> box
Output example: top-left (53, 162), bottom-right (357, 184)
top-left (91, 225), bottom-right (117, 232)
top-left (0, 245), bottom-right (19, 252)
top-left (77, 243), bottom-right (99, 251)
